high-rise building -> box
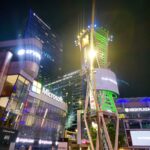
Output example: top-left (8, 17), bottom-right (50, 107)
top-left (76, 27), bottom-right (109, 73)
top-left (24, 10), bottom-right (63, 84)
top-left (46, 70), bottom-right (85, 130)
top-left (94, 27), bottom-right (109, 67)
top-left (0, 39), bottom-right (67, 150)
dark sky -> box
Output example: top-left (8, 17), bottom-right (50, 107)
top-left (0, 0), bottom-right (150, 97)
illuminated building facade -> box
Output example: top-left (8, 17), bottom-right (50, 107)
top-left (0, 39), bottom-right (67, 149)
top-left (16, 81), bottom-right (67, 149)
top-left (77, 27), bottom-right (119, 113)
top-left (76, 27), bottom-right (109, 72)
top-left (24, 10), bottom-right (63, 84)
top-left (46, 70), bottom-right (85, 130)
top-left (77, 26), bottom-right (119, 149)
top-left (95, 27), bottom-right (109, 67)
top-left (116, 97), bottom-right (150, 149)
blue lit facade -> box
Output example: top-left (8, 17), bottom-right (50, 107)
top-left (0, 39), bottom-right (67, 150)
top-left (24, 10), bottom-right (63, 84)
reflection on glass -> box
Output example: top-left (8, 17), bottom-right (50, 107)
top-left (7, 75), bottom-right (18, 85)
top-left (0, 97), bottom-right (9, 108)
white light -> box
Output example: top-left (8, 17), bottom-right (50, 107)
top-left (55, 141), bottom-right (59, 145)
top-left (18, 49), bottom-right (25, 55)
top-left (42, 87), bottom-right (63, 102)
top-left (101, 77), bottom-right (117, 85)
top-left (17, 49), bottom-right (41, 60)
top-left (39, 139), bottom-right (52, 145)
top-left (125, 107), bottom-right (150, 112)
top-left (16, 137), bottom-right (19, 143)
top-left (16, 137), bottom-right (34, 143)
top-left (92, 122), bottom-right (98, 130)
top-left (88, 49), bottom-right (97, 59)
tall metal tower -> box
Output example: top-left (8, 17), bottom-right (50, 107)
top-left (76, 1), bottom-right (119, 149)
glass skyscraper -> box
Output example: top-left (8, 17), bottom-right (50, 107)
top-left (24, 10), bottom-right (63, 85)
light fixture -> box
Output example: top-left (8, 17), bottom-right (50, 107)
top-left (17, 49), bottom-right (25, 55)
top-left (78, 100), bottom-right (82, 105)
top-left (88, 49), bottom-right (97, 60)
top-left (55, 141), bottom-right (59, 145)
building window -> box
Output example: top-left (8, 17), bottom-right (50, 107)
top-left (0, 97), bottom-right (9, 108)
top-left (31, 80), bottom-right (42, 94)
top-left (1, 75), bottom-right (18, 96)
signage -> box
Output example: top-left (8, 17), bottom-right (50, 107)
top-left (101, 77), bottom-right (117, 85)
top-left (130, 131), bottom-right (150, 146)
top-left (42, 87), bottom-right (63, 102)
top-left (95, 68), bottom-right (119, 94)
top-left (16, 137), bottom-right (34, 143)
top-left (39, 139), bottom-right (52, 145)
top-left (125, 107), bottom-right (150, 112)
top-left (0, 128), bottom-right (18, 145)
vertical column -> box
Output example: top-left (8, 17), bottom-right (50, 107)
top-left (9, 142), bottom-right (15, 150)
top-left (0, 52), bottom-right (13, 95)
top-left (77, 110), bottom-right (82, 145)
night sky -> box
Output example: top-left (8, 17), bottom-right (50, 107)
top-left (0, 0), bottom-right (150, 97)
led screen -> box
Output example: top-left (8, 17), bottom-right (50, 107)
top-left (95, 68), bottom-right (119, 94)
top-left (130, 131), bottom-right (150, 146)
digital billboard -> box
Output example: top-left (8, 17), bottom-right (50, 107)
top-left (95, 68), bottom-right (119, 94)
top-left (130, 130), bottom-right (150, 146)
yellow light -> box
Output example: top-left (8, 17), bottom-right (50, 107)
top-left (92, 122), bottom-right (98, 130)
top-left (78, 100), bottom-right (82, 105)
top-left (82, 34), bottom-right (89, 46)
top-left (77, 35), bottom-right (80, 39)
top-left (88, 49), bottom-right (97, 59)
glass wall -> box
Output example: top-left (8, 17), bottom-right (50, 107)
top-left (18, 95), bottom-right (66, 141)
top-left (0, 75), bottom-right (30, 129)
top-left (1, 75), bottom-right (18, 97)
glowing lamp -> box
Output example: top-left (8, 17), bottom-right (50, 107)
top-left (17, 49), bottom-right (25, 55)
top-left (88, 49), bottom-right (97, 60)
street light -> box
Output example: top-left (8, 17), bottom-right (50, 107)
top-left (88, 49), bottom-right (97, 60)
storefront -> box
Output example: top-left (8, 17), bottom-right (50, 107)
top-left (116, 97), bottom-right (150, 149)
top-left (14, 81), bottom-right (67, 150)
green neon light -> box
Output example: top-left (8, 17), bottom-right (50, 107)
top-left (94, 28), bottom-right (109, 67)
top-left (97, 90), bottom-right (117, 113)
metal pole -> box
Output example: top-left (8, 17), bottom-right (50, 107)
top-left (84, 77), bottom-right (95, 150)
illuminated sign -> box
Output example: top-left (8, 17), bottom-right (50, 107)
top-left (125, 107), bottom-right (150, 112)
top-left (95, 68), bottom-right (119, 94)
top-left (17, 49), bottom-right (41, 60)
top-left (16, 137), bottom-right (34, 143)
top-left (42, 87), bottom-right (63, 102)
top-left (130, 131), bottom-right (150, 146)
top-left (101, 77), bottom-right (117, 85)
top-left (39, 139), bottom-right (52, 145)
